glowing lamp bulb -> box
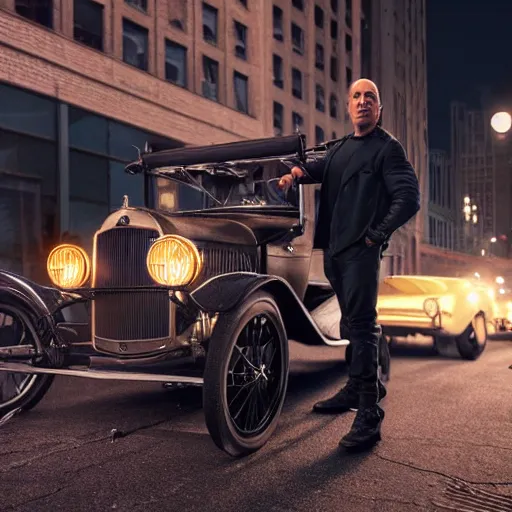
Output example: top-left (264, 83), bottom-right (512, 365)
top-left (491, 112), bottom-right (512, 134)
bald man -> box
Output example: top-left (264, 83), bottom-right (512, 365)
top-left (279, 78), bottom-right (420, 451)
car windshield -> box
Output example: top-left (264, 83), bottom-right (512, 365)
top-left (153, 159), bottom-right (300, 213)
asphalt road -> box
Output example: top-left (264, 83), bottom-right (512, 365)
top-left (1, 337), bottom-right (512, 512)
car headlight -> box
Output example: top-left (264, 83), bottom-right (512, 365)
top-left (146, 235), bottom-right (202, 287)
top-left (47, 244), bottom-right (91, 288)
top-left (423, 298), bottom-right (439, 318)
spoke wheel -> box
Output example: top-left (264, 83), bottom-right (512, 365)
top-left (203, 291), bottom-right (289, 457)
top-left (0, 303), bottom-right (53, 415)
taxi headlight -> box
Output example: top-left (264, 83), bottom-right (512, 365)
top-left (47, 244), bottom-right (91, 288)
top-left (423, 298), bottom-right (439, 318)
top-left (146, 235), bottom-right (202, 287)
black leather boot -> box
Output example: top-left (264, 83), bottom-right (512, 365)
top-left (339, 404), bottom-right (385, 451)
top-left (312, 380), bottom-right (387, 414)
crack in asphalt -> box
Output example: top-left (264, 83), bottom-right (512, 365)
top-left (1, 417), bottom-right (173, 474)
top-left (0, 434), bottom-right (111, 473)
top-left (0, 443), bottom-right (167, 511)
top-left (374, 452), bottom-right (512, 487)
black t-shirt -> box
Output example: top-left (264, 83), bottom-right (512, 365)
top-left (324, 134), bottom-right (369, 218)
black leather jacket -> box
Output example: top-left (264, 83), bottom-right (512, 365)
top-left (298, 127), bottom-right (420, 254)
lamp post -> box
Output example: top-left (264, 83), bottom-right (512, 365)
top-left (490, 112), bottom-right (512, 259)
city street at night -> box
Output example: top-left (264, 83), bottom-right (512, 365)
top-left (1, 338), bottom-right (511, 512)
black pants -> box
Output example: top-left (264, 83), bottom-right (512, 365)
top-left (323, 237), bottom-right (382, 408)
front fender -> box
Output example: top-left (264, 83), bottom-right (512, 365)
top-left (190, 272), bottom-right (347, 347)
top-left (0, 270), bottom-right (86, 321)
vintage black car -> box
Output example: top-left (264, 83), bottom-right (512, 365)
top-left (0, 134), bottom-right (390, 457)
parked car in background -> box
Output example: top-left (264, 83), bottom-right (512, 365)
top-left (376, 275), bottom-right (494, 359)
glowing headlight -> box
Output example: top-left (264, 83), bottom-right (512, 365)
top-left (423, 298), bottom-right (439, 318)
top-left (47, 244), bottom-right (91, 288)
top-left (146, 235), bottom-right (202, 287)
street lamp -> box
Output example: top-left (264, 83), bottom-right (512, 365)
top-left (496, 276), bottom-right (505, 285)
top-left (491, 236), bottom-right (497, 243)
top-left (491, 112), bottom-right (512, 134)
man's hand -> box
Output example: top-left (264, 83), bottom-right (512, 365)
top-left (278, 166), bottom-right (304, 190)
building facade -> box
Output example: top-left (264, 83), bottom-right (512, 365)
top-left (0, 0), bottom-right (427, 282)
top-left (365, 0), bottom-right (428, 277)
top-left (451, 101), bottom-right (512, 259)
top-left (427, 149), bottom-right (456, 250)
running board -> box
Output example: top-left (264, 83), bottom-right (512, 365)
top-left (0, 362), bottom-right (204, 385)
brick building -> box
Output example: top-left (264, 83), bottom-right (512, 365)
top-left (0, 0), bottom-right (427, 282)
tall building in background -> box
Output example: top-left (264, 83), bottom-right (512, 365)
top-left (427, 149), bottom-right (456, 250)
top-left (0, 0), bottom-right (426, 281)
top-left (451, 101), bottom-right (512, 258)
top-left (365, 0), bottom-right (428, 276)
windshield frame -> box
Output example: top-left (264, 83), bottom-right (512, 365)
top-left (146, 163), bottom-right (304, 218)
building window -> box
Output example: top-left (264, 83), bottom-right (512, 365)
top-left (345, 0), bottom-right (352, 28)
top-left (234, 21), bottom-right (247, 60)
top-left (315, 44), bottom-right (324, 70)
top-left (332, 131), bottom-right (337, 139)
top-left (292, 112), bottom-right (304, 132)
top-left (0, 84), bottom-right (57, 140)
top-left (315, 85), bottom-right (325, 112)
top-left (202, 3), bottom-right (218, 45)
top-left (331, 0), bottom-right (338, 12)
top-left (122, 19), bottom-right (148, 71)
top-left (291, 68), bottom-right (302, 99)
top-left (345, 33), bottom-right (352, 53)
top-left (125, 0), bottom-right (147, 12)
top-left (291, 23), bottom-right (304, 54)
top-left (165, 40), bottom-right (187, 87)
top-left (331, 19), bottom-right (338, 39)
top-left (168, 0), bottom-right (187, 31)
top-left (234, 72), bottom-right (249, 114)
top-left (273, 102), bottom-right (284, 136)
top-left (314, 5), bottom-right (324, 28)
top-left (273, 5), bottom-right (283, 41)
top-left (330, 57), bottom-right (338, 81)
top-left (315, 126), bottom-right (325, 144)
top-left (273, 54), bottom-right (284, 88)
top-left (292, 0), bottom-right (304, 11)
top-left (73, 0), bottom-right (103, 51)
top-left (329, 94), bottom-right (338, 118)
top-left (346, 66), bottom-right (352, 85)
top-left (15, 0), bottom-right (53, 28)
top-left (202, 56), bottom-right (219, 101)
top-left (238, 0), bottom-right (247, 6)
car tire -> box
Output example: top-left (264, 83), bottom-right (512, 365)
top-left (434, 313), bottom-right (487, 360)
top-left (0, 302), bottom-right (54, 417)
top-left (202, 290), bottom-right (289, 457)
top-left (456, 312), bottom-right (487, 360)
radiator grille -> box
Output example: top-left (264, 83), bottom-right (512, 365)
top-left (94, 291), bottom-right (169, 341)
top-left (94, 227), bottom-right (159, 288)
top-left (93, 227), bottom-right (169, 341)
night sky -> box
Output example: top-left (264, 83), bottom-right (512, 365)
top-left (427, 0), bottom-right (512, 151)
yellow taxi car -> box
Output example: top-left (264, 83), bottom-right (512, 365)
top-left (377, 275), bottom-right (494, 360)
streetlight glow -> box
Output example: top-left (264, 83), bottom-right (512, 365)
top-left (496, 276), bottom-right (505, 285)
top-left (490, 112), bottom-right (512, 134)
top-left (491, 237), bottom-right (497, 243)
